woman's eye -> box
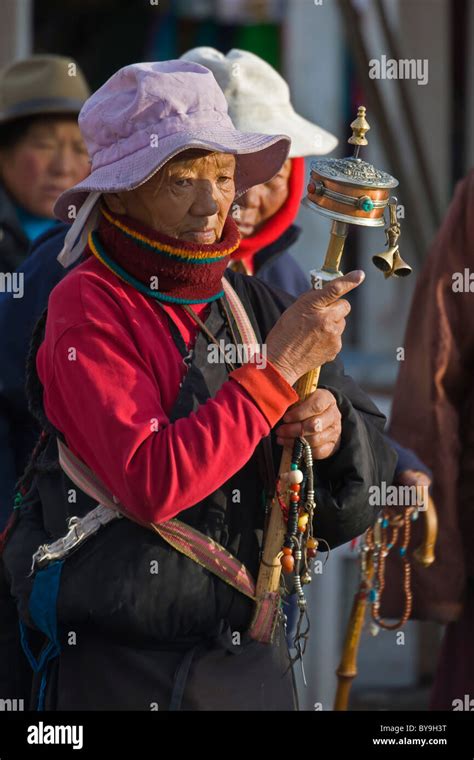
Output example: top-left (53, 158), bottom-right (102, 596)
top-left (265, 175), bottom-right (285, 188)
top-left (174, 178), bottom-right (191, 187)
top-left (32, 140), bottom-right (56, 150)
top-left (218, 176), bottom-right (232, 185)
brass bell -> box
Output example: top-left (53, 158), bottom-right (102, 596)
top-left (372, 245), bottom-right (397, 274)
top-left (373, 246), bottom-right (412, 278)
top-left (389, 249), bottom-right (412, 278)
top-left (372, 198), bottom-right (412, 278)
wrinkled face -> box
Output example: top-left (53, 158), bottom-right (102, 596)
top-left (0, 118), bottom-right (89, 218)
top-left (235, 158), bottom-right (292, 237)
top-left (104, 150), bottom-right (236, 245)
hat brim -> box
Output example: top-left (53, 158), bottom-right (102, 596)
top-left (54, 129), bottom-right (290, 222)
top-left (0, 98), bottom-right (86, 125)
top-left (227, 106), bottom-right (338, 158)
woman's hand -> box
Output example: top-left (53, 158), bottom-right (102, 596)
top-left (274, 388), bottom-right (342, 460)
top-left (394, 469), bottom-right (431, 490)
top-left (265, 271), bottom-right (365, 386)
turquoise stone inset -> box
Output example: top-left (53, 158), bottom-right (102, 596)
top-left (361, 197), bottom-right (374, 212)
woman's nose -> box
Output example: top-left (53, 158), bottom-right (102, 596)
top-left (190, 181), bottom-right (219, 216)
top-left (49, 146), bottom-right (80, 178)
top-left (239, 184), bottom-right (263, 209)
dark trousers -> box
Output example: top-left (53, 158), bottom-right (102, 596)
top-left (37, 620), bottom-right (299, 711)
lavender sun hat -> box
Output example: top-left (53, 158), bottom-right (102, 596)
top-left (55, 60), bottom-right (290, 267)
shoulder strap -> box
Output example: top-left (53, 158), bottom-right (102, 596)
top-left (222, 277), bottom-right (277, 498)
top-left (56, 438), bottom-right (257, 603)
top-left (221, 277), bottom-right (260, 350)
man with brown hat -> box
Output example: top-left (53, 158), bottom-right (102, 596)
top-left (0, 54), bottom-right (90, 273)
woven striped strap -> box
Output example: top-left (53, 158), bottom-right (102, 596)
top-left (222, 277), bottom-right (259, 349)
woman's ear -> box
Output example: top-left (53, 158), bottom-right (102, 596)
top-left (103, 192), bottom-right (126, 214)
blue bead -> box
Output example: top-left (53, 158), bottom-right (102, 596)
top-left (369, 589), bottom-right (378, 603)
top-left (400, 547), bottom-right (407, 556)
top-left (382, 519), bottom-right (389, 528)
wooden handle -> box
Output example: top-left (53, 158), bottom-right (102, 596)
top-left (254, 221), bottom-right (349, 624)
top-left (413, 494), bottom-right (438, 567)
top-left (333, 555), bottom-right (374, 711)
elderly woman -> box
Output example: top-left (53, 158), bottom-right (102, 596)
top-left (2, 61), bottom-right (396, 711)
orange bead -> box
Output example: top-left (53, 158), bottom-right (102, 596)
top-left (290, 483), bottom-right (301, 493)
top-left (290, 494), bottom-right (299, 503)
top-left (307, 537), bottom-right (318, 549)
top-left (282, 547), bottom-right (292, 555)
top-left (281, 554), bottom-right (295, 573)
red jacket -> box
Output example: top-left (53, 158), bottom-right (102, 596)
top-left (36, 255), bottom-right (298, 524)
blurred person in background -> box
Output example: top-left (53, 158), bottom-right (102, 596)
top-left (385, 169), bottom-right (474, 710)
top-left (0, 55), bottom-right (89, 708)
top-left (0, 56), bottom-right (90, 271)
top-left (0, 55), bottom-right (90, 529)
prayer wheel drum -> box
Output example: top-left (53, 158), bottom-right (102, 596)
top-left (302, 106), bottom-right (411, 278)
top-left (303, 105), bottom-right (397, 228)
top-left (305, 157), bottom-right (397, 227)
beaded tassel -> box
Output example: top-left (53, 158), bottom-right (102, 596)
top-left (277, 436), bottom-right (318, 672)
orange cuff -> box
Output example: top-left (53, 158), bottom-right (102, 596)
top-left (229, 357), bottom-right (299, 427)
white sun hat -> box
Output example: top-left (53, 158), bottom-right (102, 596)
top-left (180, 47), bottom-right (338, 158)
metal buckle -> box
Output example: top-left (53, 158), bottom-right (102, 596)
top-left (29, 506), bottom-right (121, 575)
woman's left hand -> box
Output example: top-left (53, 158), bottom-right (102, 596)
top-left (275, 388), bottom-right (342, 460)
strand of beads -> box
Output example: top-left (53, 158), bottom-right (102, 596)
top-left (279, 437), bottom-right (318, 663)
top-left (279, 437), bottom-right (318, 599)
top-left (361, 505), bottom-right (418, 634)
top-left (280, 439), bottom-right (304, 575)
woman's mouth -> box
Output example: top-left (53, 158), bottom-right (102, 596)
top-left (236, 220), bottom-right (256, 237)
top-left (185, 229), bottom-right (216, 244)
top-left (42, 186), bottom-right (69, 197)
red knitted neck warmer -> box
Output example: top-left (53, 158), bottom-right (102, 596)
top-left (231, 157), bottom-right (306, 273)
top-left (89, 204), bottom-right (241, 304)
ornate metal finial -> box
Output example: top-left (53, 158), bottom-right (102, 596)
top-left (348, 106), bottom-right (370, 155)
